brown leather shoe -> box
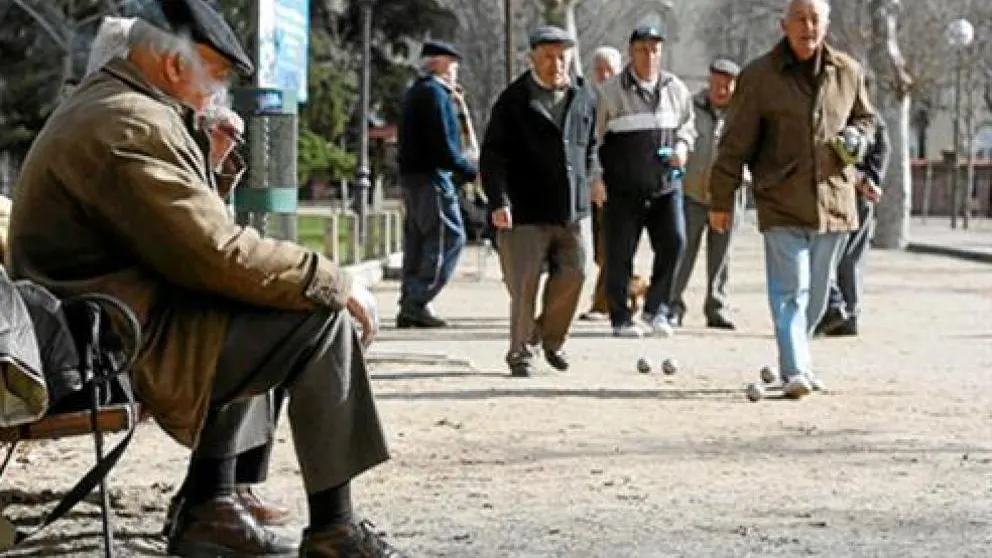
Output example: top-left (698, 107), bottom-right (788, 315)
top-left (167, 494), bottom-right (297, 557)
top-left (237, 485), bottom-right (292, 526)
top-left (163, 486), bottom-right (291, 536)
top-left (300, 520), bottom-right (407, 558)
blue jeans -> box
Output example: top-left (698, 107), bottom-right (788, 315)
top-left (399, 174), bottom-right (466, 311)
top-left (763, 228), bottom-right (845, 378)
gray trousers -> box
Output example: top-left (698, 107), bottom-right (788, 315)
top-left (671, 196), bottom-right (740, 321)
top-left (194, 305), bottom-right (389, 494)
top-left (828, 197), bottom-right (874, 317)
top-left (497, 223), bottom-right (586, 364)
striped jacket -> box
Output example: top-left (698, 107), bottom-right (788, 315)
top-left (595, 67), bottom-right (696, 199)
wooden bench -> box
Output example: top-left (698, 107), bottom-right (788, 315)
top-left (0, 293), bottom-right (142, 558)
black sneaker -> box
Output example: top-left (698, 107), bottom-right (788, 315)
top-left (824, 317), bottom-right (858, 337)
top-left (705, 315), bottom-right (736, 330)
top-left (396, 307), bottom-right (447, 328)
top-left (544, 349), bottom-right (569, 371)
top-left (814, 307), bottom-right (847, 337)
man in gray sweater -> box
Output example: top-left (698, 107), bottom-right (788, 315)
top-left (670, 58), bottom-right (744, 330)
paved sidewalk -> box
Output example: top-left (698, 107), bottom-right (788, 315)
top-left (907, 216), bottom-right (992, 263)
top-left (2, 212), bottom-right (990, 557)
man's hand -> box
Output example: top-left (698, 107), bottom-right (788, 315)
top-left (591, 180), bottom-right (607, 207)
top-left (857, 177), bottom-right (883, 203)
top-left (491, 207), bottom-right (512, 230)
top-left (708, 209), bottom-right (732, 234)
top-left (204, 106), bottom-right (244, 170)
top-left (345, 282), bottom-right (379, 348)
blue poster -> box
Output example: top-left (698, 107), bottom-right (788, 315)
top-left (258, 0), bottom-right (309, 103)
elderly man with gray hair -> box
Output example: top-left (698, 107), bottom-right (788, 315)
top-left (709, 0), bottom-right (876, 398)
top-left (396, 40), bottom-right (477, 329)
top-left (84, 13), bottom-right (294, 541)
top-left (8, 0), bottom-right (401, 555)
top-left (579, 45), bottom-right (623, 321)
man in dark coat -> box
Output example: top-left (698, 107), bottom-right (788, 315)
top-left (481, 25), bottom-right (598, 377)
top-left (396, 40), bottom-right (478, 328)
top-left (6, 1), bottom-right (402, 555)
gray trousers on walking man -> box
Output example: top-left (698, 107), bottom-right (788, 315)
top-left (671, 193), bottom-right (743, 324)
top-left (498, 223), bottom-right (586, 365)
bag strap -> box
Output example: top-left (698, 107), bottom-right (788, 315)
top-left (13, 373), bottom-right (137, 545)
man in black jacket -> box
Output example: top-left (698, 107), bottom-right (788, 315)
top-left (594, 25), bottom-right (696, 338)
top-left (481, 25), bottom-right (598, 377)
top-left (397, 41), bottom-right (478, 328)
top-left (817, 116), bottom-right (891, 337)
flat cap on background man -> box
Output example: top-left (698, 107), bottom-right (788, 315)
top-left (709, 57), bottom-right (741, 78)
top-left (629, 24), bottom-right (666, 43)
top-left (420, 40), bottom-right (462, 59)
top-left (528, 25), bottom-right (575, 48)
top-left (144, 0), bottom-right (254, 75)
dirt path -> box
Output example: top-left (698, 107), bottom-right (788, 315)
top-left (3, 217), bottom-right (990, 557)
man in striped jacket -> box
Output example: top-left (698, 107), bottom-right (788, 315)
top-left (593, 24), bottom-right (696, 338)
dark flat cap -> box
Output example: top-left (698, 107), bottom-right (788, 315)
top-left (152, 0), bottom-right (253, 76)
top-left (528, 25), bottom-right (575, 49)
top-left (629, 24), bottom-right (666, 43)
top-left (421, 40), bottom-right (461, 59)
top-left (709, 57), bottom-right (741, 77)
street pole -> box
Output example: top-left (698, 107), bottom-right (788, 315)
top-left (355, 0), bottom-right (374, 245)
top-left (504, 0), bottom-right (514, 85)
top-left (951, 51), bottom-right (961, 229)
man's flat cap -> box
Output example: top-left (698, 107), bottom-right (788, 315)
top-left (629, 24), bottom-right (666, 43)
top-left (151, 0), bottom-right (253, 76)
top-left (710, 57), bottom-right (741, 77)
top-left (528, 25), bottom-right (575, 49)
top-left (421, 40), bottom-right (461, 59)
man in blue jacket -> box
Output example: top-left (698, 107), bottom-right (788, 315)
top-left (397, 41), bottom-right (477, 328)
top-left (481, 26), bottom-right (598, 377)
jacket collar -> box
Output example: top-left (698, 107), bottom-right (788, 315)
top-left (620, 65), bottom-right (673, 93)
top-left (772, 38), bottom-right (844, 72)
top-left (101, 58), bottom-right (193, 119)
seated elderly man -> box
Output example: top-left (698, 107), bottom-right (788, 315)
top-left (6, 1), bottom-right (399, 556)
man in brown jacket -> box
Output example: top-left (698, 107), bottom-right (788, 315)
top-left (709, 0), bottom-right (876, 399)
top-left (7, 1), bottom-right (400, 556)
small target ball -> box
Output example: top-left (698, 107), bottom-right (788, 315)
top-left (661, 358), bottom-right (678, 375)
top-left (745, 383), bottom-right (765, 402)
top-left (636, 357), bottom-right (652, 374)
top-left (759, 365), bottom-right (777, 384)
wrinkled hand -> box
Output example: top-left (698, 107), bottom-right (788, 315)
top-left (857, 177), bottom-right (883, 203)
top-left (491, 207), bottom-right (513, 230)
top-left (591, 180), bottom-right (607, 207)
top-left (204, 106), bottom-right (244, 170)
top-left (708, 210), bottom-right (732, 234)
top-left (345, 282), bottom-right (379, 348)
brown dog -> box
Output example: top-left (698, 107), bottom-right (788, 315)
top-left (627, 274), bottom-right (648, 315)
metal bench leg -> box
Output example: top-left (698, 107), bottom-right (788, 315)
top-left (0, 441), bottom-right (18, 482)
top-left (91, 428), bottom-right (114, 558)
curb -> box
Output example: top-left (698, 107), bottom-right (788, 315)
top-left (905, 243), bottom-right (992, 264)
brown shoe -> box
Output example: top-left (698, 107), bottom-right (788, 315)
top-left (168, 494), bottom-right (297, 557)
top-left (237, 485), bottom-right (292, 526)
top-left (163, 486), bottom-right (291, 536)
top-left (300, 520), bottom-right (406, 558)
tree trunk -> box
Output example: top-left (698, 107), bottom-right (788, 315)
top-left (869, 0), bottom-right (912, 249)
top-left (873, 92), bottom-right (912, 248)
